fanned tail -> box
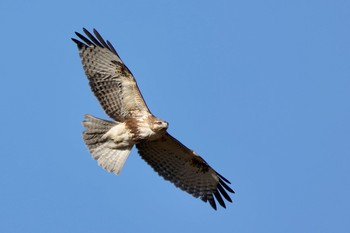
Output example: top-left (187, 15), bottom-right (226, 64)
top-left (82, 114), bottom-right (133, 175)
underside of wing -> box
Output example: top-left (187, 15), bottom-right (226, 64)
top-left (136, 133), bottom-right (234, 210)
top-left (72, 28), bottom-right (150, 121)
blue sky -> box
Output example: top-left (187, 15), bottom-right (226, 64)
top-left (1, 0), bottom-right (349, 232)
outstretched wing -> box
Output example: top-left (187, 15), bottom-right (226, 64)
top-left (136, 133), bottom-right (234, 210)
top-left (72, 28), bottom-right (150, 121)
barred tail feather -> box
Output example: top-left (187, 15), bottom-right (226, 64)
top-left (82, 114), bottom-right (132, 175)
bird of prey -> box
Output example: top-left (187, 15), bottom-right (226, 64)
top-left (72, 28), bottom-right (234, 210)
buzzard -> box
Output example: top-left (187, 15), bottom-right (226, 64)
top-left (72, 28), bottom-right (234, 210)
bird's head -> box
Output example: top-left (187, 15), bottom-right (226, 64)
top-left (152, 118), bottom-right (169, 132)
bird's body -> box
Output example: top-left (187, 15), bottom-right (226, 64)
top-left (72, 28), bottom-right (234, 210)
top-left (104, 114), bottom-right (167, 147)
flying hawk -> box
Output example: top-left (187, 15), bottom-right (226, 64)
top-left (72, 28), bottom-right (234, 210)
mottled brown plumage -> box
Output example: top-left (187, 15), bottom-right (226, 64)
top-left (72, 28), bottom-right (234, 210)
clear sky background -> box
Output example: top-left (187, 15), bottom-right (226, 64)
top-left (1, 0), bottom-right (349, 232)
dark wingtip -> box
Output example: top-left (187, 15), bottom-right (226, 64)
top-left (82, 27), bottom-right (89, 35)
top-left (209, 171), bottom-right (235, 209)
top-left (217, 183), bottom-right (233, 203)
top-left (74, 31), bottom-right (93, 46)
top-left (92, 28), bottom-right (110, 49)
top-left (209, 200), bottom-right (217, 210)
top-left (71, 38), bottom-right (84, 49)
top-left (207, 193), bottom-right (217, 210)
top-left (217, 172), bottom-right (231, 184)
top-left (72, 28), bottom-right (120, 57)
top-left (93, 28), bottom-right (99, 35)
top-left (83, 28), bottom-right (103, 47)
top-left (213, 190), bottom-right (226, 208)
top-left (107, 40), bottom-right (119, 56)
top-left (219, 179), bottom-right (235, 193)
